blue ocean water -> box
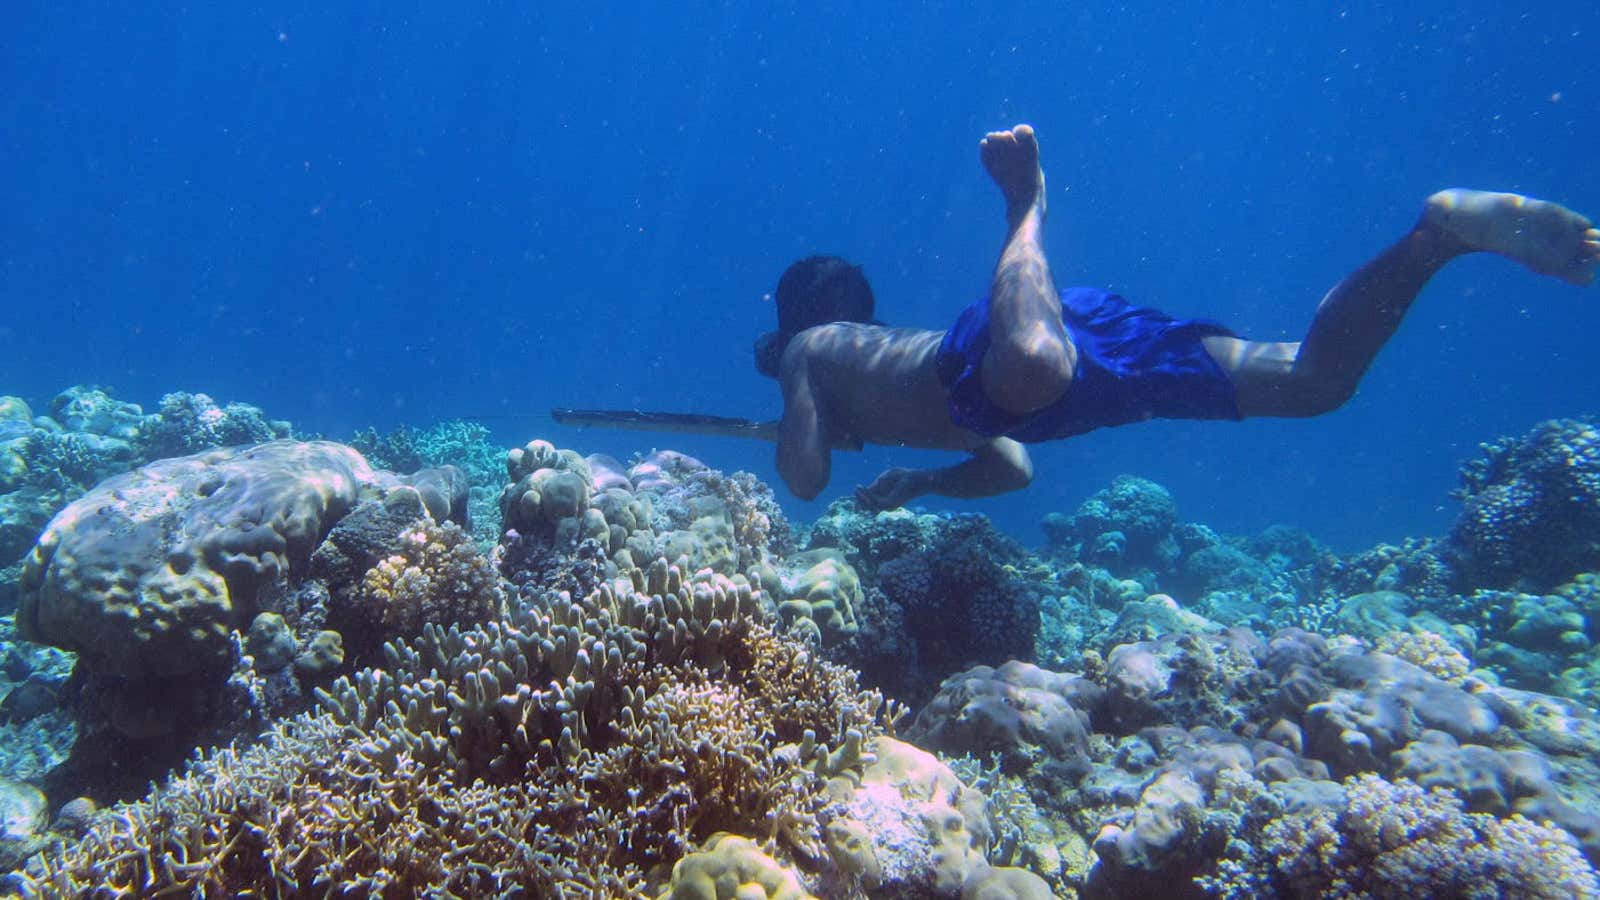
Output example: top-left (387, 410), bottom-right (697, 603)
top-left (3, 2), bottom-right (1597, 549)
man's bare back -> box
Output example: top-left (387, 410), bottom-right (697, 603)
top-left (765, 124), bottom-right (1600, 510)
top-left (783, 325), bottom-right (979, 451)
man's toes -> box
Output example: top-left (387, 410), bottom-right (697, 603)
top-left (982, 131), bottom-right (1016, 157)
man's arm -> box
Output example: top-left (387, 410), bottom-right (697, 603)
top-left (855, 438), bottom-right (1033, 510)
top-left (775, 349), bottom-right (831, 501)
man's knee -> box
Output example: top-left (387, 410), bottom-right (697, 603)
top-left (1003, 457), bottom-right (1034, 492)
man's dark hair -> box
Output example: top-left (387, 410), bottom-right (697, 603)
top-left (754, 256), bottom-right (879, 378)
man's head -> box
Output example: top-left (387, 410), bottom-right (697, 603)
top-left (754, 256), bottom-right (880, 378)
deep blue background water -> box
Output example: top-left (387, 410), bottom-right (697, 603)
top-left (4, 3), bottom-right (1597, 548)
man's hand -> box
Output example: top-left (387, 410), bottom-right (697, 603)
top-left (855, 467), bottom-right (928, 511)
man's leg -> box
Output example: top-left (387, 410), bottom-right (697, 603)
top-left (1206, 190), bottom-right (1600, 418)
top-left (978, 125), bottom-right (1077, 416)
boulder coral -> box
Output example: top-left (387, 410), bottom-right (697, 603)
top-left (17, 441), bottom-right (379, 687)
top-left (15, 440), bottom-right (466, 737)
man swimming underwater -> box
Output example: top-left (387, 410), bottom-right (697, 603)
top-left (754, 124), bottom-right (1600, 510)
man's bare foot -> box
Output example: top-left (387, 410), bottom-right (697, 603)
top-left (1423, 189), bottom-right (1600, 286)
top-left (981, 124), bottom-right (1046, 225)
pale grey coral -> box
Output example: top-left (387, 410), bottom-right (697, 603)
top-left (910, 661), bottom-right (1098, 770)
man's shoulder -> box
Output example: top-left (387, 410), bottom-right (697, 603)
top-left (786, 323), bottom-right (944, 382)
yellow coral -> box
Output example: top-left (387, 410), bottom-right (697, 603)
top-left (662, 834), bottom-right (815, 900)
top-left (767, 550), bottom-right (861, 644)
top-left (1375, 630), bottom-right (1471, 683)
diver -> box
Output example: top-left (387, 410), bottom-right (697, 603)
top-left (753, 124), bottom-right (1600, 510)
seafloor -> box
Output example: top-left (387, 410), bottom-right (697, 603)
top-left (2, 386), bottom-right (1600, 898)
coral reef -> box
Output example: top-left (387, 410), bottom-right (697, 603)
top-left (824, 737), bottom-right (1051, 898)
top-left (907, 608), bottom-right (1600, 895)
top-left (1042, 476), bottom-right (1179, 582)
top-left (909, 661), bottom-right (1096, 772)
top-left (661, 833), bottom-right (814, 900)
top-left (348, 419), bottom-right (505, 544)
top-left (354, 518), bottom-right (504, 635)
top-left (13, 438), bottom-right (470, 775)
top-left (0, 778), bottom-right (47, 873)
top-left (18, 442), bottom-right (378, 704)
top-left (871, 513), bottom-right (1042, 704)
top-left (8, 417), bottom-right (1600, 898)
top-left (0, 387), bottom-right (294, 568)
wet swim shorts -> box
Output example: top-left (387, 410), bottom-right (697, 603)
top-left (935, 286), bottom-right (1242, 443)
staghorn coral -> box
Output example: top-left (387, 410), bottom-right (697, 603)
top-left (23, 559), bottom-right (902, 895)
top-left (355, 517), bottom-right (504, 636)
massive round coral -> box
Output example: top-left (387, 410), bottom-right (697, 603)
top-left (17, 441), bottom-right (381, 684)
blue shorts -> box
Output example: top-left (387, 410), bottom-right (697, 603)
top-left (936, 287), bottom-right (1242, 443)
